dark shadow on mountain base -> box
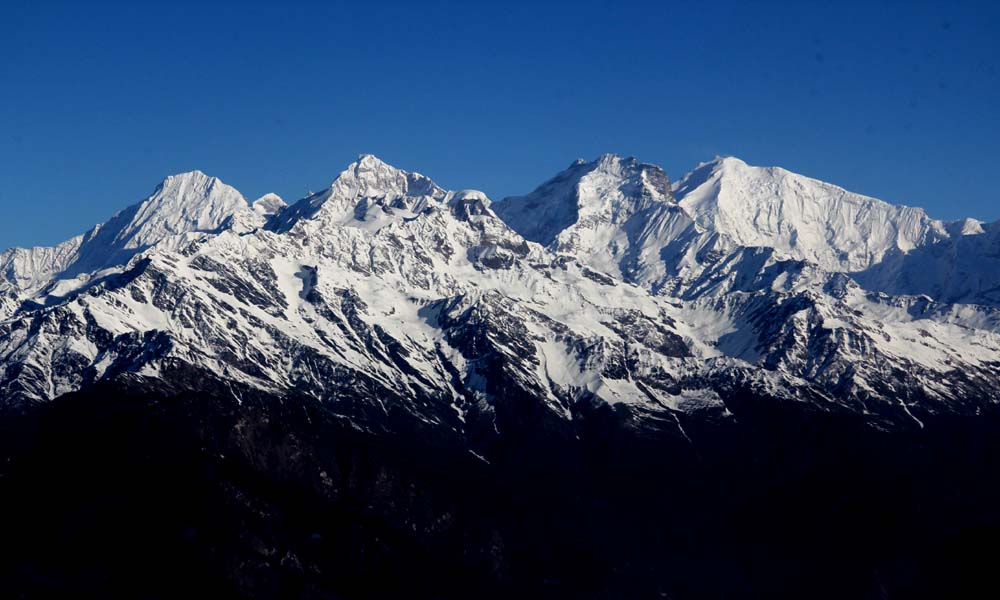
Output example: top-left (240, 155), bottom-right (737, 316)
top-left (1, 380), bottom-right (999, 599)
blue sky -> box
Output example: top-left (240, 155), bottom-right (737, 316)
top-left (2, 0), bottom-right (998, 247)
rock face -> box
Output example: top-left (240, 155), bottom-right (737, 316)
top-left (2, 154), bottom-right (1000, 598)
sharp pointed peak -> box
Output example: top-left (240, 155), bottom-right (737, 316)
top-left (591, 153), bottom-right (637, 168)
top-left (345, 154), bottom-right (404, 173)
top-left (159, 169), bottom-right (219, 185)
top-left (566, 153), bottom-right (631, 169)
top-left (170, 168), bottom-right (210, 176)
top-left (331, 153), bottom-right (441, 190)
top-left (139, 168), bottom-right (247, 217)
top-left (332, 154), bottom-right (422, 185)
top-left (563, 153), bottom-right (654, 176)
top-left (354, 153), bottom-right (388, 166)
top-left (149, 170), bottom-right (237, 202)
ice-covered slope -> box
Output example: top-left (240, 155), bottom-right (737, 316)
top-left (673, 157), bottom-right (949, 272)
top-left (1, 236), bottom-right (85, 292)
top-left (670, 156), bottom-right (1000, 307)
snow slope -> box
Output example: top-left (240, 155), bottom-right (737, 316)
top-left (673, 157), bottom-right (949, 272)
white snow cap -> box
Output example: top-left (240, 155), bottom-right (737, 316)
top-left (494, 153), bottom-right (673, 247)
top-left (252, 193), bottom-right (287, 216)
top-left (956, 217), bottom-right (985, 236)
top-left (118, 170), bottom-right (251, 249)
top-left (673, 155), bottom-right (945, 272)
top-left (330, 154), bottom-right (441, 198)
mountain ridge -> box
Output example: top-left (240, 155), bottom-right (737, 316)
top-left (2, 153), bottom-right (1000, 432)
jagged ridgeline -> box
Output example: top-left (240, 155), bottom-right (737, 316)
top-left (1, 155), bottom-right (999, 598)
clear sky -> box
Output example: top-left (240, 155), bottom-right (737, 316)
top-left (2, 0), bottom-right (998, 248)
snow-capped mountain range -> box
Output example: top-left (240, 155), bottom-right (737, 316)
top-left (3, 153), bottom-right (1000, 434)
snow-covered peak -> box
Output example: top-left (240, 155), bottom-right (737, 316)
top-left (948, 217), bottom-right (985, 236)
top-left (673, 156), bottom-right (947, 272)
top-left (331, 155), bottom-right (442, 202)
top-left (494, 154), bottom-right (708, 284)
top-left (268, 156), bottom-right (447, 232)
top-left (348, 153), bottom-right (388, 171)
top-left (42, 170), bottom-right (255, 281)
top-left (116, 170), bottom-right (251, 248)
top-left (447, 189), bottom-right (492, 209)
top-left (446, 189), bottom-right (495, 222)
top-left (494, 153), bottom-right (674, 247)
top-left (5, 151), bottom-right (1000, 435)
top-left (1, 170), bottom-right (252, 291)
top-left (252, 193), bottom-right (287, 217)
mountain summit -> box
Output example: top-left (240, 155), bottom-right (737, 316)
top-left (673, 156), bottom-right (948, 272)
top-left (268, 155), bottom-right (446, 233)
top-left (1, 170), bottom-right (255, 298)
top-left (495, 154), bottom-right (674, 247)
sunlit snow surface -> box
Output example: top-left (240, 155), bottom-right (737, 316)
top-left (2, 154), bottom-right (1000, 431)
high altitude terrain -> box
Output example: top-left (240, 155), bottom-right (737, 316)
top-left (2, 154), bottom-right (998, 599)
